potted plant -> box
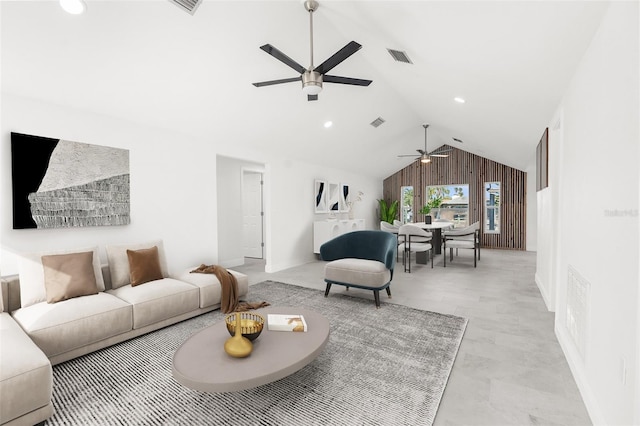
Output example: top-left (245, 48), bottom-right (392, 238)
top-left (420, 197), bottom-right (442, 224)
top-left (378, 199), bottom-right (399, 224)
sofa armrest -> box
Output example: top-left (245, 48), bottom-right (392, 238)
top-left (0, 275), bottom-right (21, 313)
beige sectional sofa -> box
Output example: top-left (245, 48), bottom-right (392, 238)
top-left (0, 240), bottom-right (248, 426)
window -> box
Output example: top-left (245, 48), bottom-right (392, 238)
top-left (426, 184), bottom-right (469, 228)
top-left (484, 182), bottom-right (500, 233)
top-left (400, 186), bottom-right (413, 224)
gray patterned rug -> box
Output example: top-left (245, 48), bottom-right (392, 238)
top-left (47, 281), bottom-right (467, 426)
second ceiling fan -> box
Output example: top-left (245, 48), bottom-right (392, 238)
top-left (398, 124), bottom-right (452, 164)
top-left (252, 0), bottom-right (372, 101)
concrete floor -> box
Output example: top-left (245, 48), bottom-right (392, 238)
top-left (233, 249), bottom-right (591, 426)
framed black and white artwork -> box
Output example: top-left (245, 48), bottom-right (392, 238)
top-left (11, 132), bottom-right (130, 229)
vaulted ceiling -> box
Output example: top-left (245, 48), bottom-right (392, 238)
top-left (1, 0), bottom-right (609, 179)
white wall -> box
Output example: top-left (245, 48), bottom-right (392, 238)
top-left (0, 94), bottom-right (218, 276)
top-left (0, 94), bottom-right (383, 279)
top-left (539, 2), bottom-right (639, 424)
top-left (525, 162), bottom-right (537, 252)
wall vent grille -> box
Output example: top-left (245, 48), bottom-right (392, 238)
top-left (452, 138), bottom-right (464, 143)
top-left (168, 0), bottom-right (203, 15)
top-left (566, 265), bottom-right (590, 360)
top-left (387, 49), bottom-right (413, 64)
top-left (370, 117), bottom-right (386, 128)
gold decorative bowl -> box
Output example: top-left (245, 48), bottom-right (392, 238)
top-left (225, 312), bottom-right (265, 341)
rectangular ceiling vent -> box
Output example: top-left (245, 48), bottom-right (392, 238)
top-left (168, 0), bottom-right (203, 15)
top-left (370, 117), bottom-right (386, 128)
top-left (387, 48), bottom-right (413, 64)
top-left (452, 138), bottom-right (464, 143)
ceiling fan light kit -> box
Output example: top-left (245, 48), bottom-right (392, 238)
top-left (253, 0), bottom-right (372, 101)
top-left (302, 71), bottom-right (323, 95)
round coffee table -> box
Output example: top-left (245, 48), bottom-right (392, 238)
top-left (172, 306), bottom-right (330, 392)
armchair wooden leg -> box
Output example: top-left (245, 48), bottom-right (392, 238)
top-left (386, 287), bottom-right (392, 298)
top-left (324, 283), bottom-right (332, 297)
top-left (373, 290), bottom-right (381, 308)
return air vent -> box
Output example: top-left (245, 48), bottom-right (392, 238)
top-left (452, 138), bottom-right (464, 143)
top-left (370, 117), bottom-right (386, 128)
top-left (387, 48), bottom-right (413, 64)
top-left (168, 0), bottom-right (202, 15)
top-left (566, 265), bottom-right (590, 360)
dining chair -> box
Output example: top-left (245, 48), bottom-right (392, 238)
top-left (380, 221), bottom-right (401, 261)
top-left (442, 222), bottom-right (479, 267)
top-left (398, 224), bottom-right (433, 272)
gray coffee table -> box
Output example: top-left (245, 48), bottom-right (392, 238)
top-left (172, 306), bottom-right (330, 392)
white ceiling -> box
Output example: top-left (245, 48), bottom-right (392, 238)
top-left (1, 0), bottom-right (609, 179)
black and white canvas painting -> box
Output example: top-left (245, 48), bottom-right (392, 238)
top-left (11, 132), bottom-right (130, 229)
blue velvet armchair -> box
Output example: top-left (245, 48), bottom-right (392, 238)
top-left (319, 230), bottom-right (397, 308)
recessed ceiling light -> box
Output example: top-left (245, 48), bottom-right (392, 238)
top-left (60, 0), bottom-right (86, 14)
top-left (454, 97), bottom-right (466, 104)
top-left (324, 121), bottom-right (333, 128)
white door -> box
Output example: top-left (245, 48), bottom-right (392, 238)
top-left (242, 171), bottom-right (263, 258)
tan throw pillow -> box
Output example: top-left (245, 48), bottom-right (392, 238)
top-left (18, 246), bottom-right (105, 308)
top-left (127, 246), bottom-right (163, 287)
top-left (41, 251), bottom-right (99, 303)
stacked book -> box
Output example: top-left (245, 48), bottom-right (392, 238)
top-left (267, 314), bottom-right (308, 332)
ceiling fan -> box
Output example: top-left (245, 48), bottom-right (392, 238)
top-left (398, 124), bottom-right (452, 164)
top-left (252, 0), bottom-right (372, 101)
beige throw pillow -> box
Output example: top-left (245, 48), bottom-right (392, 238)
top-left (106, 240), bottom-right (168, 289)
top-left (127, 246), bottom-right (163, 286)
top-left (41, 251), bottom-right (99, 303)
top-left (17, 246), bottom-right (105, 308)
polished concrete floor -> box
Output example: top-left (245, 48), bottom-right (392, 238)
top-left (233, 249), bottom-right (591, 426)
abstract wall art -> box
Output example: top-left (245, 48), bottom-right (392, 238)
top-left (11, 132), bottom-right (130, 229)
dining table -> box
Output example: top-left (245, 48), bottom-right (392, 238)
top-left (412, 220), bottom-right (454, 256)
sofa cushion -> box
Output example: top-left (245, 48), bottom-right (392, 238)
top-left (325, 258), bottom-right (391, 288)
top-left (107, 278), bottom-right (199, 329)
top-left (106, 240), bottom-right (168, 289)
top-left (12, 293), bottom-right (133, 358)
top-left (177, 268), bottom-right (249, 308)
top-left (42, 251), bottom-right (99, 303)
top-left (127, 246), bottom-right (163, 287)
top-left (17, 246), bottom-right (105, 308)
top-left (0, 313), bottom-right (53, 425)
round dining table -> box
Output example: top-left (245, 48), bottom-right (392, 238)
top-left (411, 220), bottom-right (454, 255)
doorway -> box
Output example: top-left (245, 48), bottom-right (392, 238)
top-left (242, 170), bottom-right (264, 259)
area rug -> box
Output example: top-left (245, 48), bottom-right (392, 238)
top-left (47, 281), bottom-right (467, 426)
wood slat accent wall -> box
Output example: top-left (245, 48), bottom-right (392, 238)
top-left (383, 145), bottom-right (527, 250)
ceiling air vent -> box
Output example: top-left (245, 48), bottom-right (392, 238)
top-left (387, 48), bottom-right (413, 64)
top-left (168, 0), bottom-right (203, 15)
top-left (452, 137), bottom-right (464, 143)
top-left (370, 117), bottom-right (386, 128)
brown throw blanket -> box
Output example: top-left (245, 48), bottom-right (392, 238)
top-left (190, 264), bottom-right (269, 314)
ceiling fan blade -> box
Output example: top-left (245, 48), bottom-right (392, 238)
top-left (323, 75), bottom-right (372, 86)
top-left (314, 41), bottom-right (362, 75)
top-left (308, 94), bottom-right (318, 101)
top-left (260, 44), bottom-right (306, 74)
top-left (430, 154), bottom-right (450, 158)
top-left (252, 77), bottom-right (301, 87)
top-left (397, 154), bottom-right (420, 158)
top-left (417, 149), bottom-right (426, 155)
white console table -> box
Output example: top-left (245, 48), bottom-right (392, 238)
top-left (313, 219), bottom-right (365, 254)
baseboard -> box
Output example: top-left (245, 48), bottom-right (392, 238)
top-left (219, 257), bottom-right (245, 268)
top-left (535, 272), bottom-right (554, 312)
top-left (555, 323), bottom-right (606, 425)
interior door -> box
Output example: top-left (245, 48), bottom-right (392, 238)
top-left (242, 171), bottom-right (263, 259)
